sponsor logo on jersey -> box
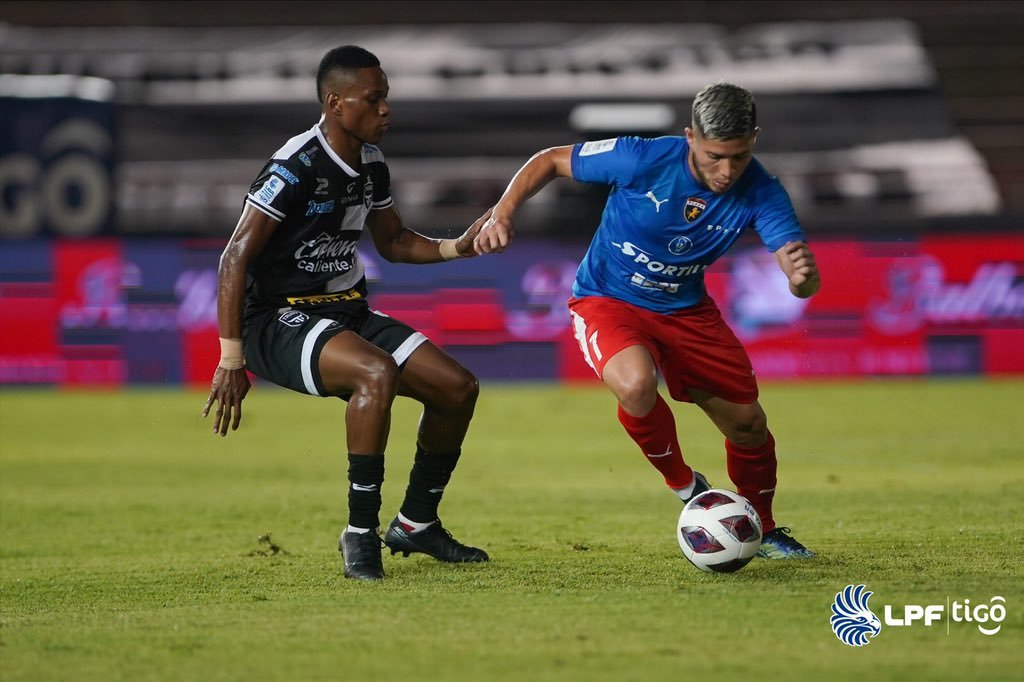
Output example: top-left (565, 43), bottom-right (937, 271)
top-left (294, 232), bottom-right (358, 260)
top-left (268, 163), bottom-right (299, 185)
top-left (321, 180), bottom-right (357, 204)
top-left (286, 290), bottom-right (363, 305)
top-left (256, 176), bottom-right (285, 205)
top-left (298, 145), bottom-right (318, 167)
top-left (684, 197), bottom-right (706, 223)
top-left (315, 177), bottom-right (329, 195)
top-left (293, 232), bottom-right (360, 275)
top-left (630, 272), bottom-right (680, 293)
top-left (579, 138), bottom-right (617, 156)
top-left (613, 241), bottom-right (708, 278)
top-left (668, 236), bottom-right (693, 255)
top-left (305, 199), bottom-right (336, 216)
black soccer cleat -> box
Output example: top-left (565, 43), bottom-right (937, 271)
top-left (339, 530), bottom-right (385, 581)
top-left (383, 517), bottom-right (489, 563)
top-left (676, 470), bottom-right (711, 506)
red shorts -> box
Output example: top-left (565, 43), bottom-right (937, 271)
top-left (567, 295), bottom-right (759, 404)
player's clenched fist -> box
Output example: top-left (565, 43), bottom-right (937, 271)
top-left (780, 241), bottom-right (820, 298)
top-left (473, 213), bottom-right (514, 254)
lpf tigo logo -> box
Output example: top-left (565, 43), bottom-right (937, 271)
top-left (830, 584), bottom-right (1007, 647)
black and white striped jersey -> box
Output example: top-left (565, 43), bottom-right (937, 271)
top-left (243, 121), bottom-right (393, 315)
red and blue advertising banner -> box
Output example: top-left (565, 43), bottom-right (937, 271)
top-left (1, 233), bottom-right (1021, 387)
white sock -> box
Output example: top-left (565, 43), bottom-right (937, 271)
top-left (670, 473), bottom-right (697, 501)
top-left (346, 525), bottom-right (375, 534)
top-left (398, 512), bottom-right (436, 533)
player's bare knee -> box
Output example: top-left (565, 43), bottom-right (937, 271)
top-left (455, 370), bottom-right (480, 409)
top-left (353, 357), bottom-right (401, 404)
top-left (728, 409), bottom-right (768, 447)
top-left (434, 366), bottom-right (477, 409)
top-left (612, 376), bottom-right (659, 416)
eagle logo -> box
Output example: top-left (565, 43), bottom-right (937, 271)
top-left (830, 584), bottom-right (882, 647)
top-left (684, 197), bottom-right (706, 223)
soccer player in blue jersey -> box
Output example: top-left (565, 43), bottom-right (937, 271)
top-left (474, 82), bottom-right (820, 559)
top-left (203, 46), bottom-right (491, 581)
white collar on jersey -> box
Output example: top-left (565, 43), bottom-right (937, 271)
top-left (313, 115), bottom-right (360, 178)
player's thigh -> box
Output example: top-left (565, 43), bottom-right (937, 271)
top-left (657, 298), bottom-right (759, 405)
top-left (244, 307), bottom-right (403, 399)
top-left (318, 330), bottom-right (399, 397)
top-left (569, 297), bottom-right (662, 409)
top-left (243, 307), bottom-right (353, 397)
top-left (569, 296), bottom-right (660, 395)
top-left (396, 341), bottom-right (478, 409)
top-left (355, 308), bottom-right (478, 405)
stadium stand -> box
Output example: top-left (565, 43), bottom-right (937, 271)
top-left (2, 1), bottom-right (1022, 239)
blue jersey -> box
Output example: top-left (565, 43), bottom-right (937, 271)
top-left (570, 136), bottom-right (804, 312)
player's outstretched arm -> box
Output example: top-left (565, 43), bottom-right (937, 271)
top-left (367, 205), bottom-right (493, 264)
top-left (773, 240), bottom-right (821, 298)
top-left (202, 205), bottom-right (277, 436)
top-left (474, 145), bottom-right (574, 255)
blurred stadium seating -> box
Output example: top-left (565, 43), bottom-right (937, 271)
top-left (2, 0), bottom-right (1023, 239)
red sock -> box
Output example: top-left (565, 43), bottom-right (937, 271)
top-left (617, 395), bottom-right (692, 489)
top-left (725, 431), bottom-right (777, 533)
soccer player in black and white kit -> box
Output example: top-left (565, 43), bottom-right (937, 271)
top-left (203, 45), bottom-right (492, 581)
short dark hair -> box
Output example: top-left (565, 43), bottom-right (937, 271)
top-left (691, 82), bottom-right (757, 140)
top-left (316, 45), bottom-right (381, 103)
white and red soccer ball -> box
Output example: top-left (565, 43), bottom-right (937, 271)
top-left (677, 489), bottom-right (762, 573)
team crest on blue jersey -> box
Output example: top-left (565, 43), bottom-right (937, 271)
top-left (684, 197), bottom-right (706, 223)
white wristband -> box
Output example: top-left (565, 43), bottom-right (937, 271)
top-left (219, 337), bottom-right (245, 370)
top-left (439, 238), bottom-right (461, 261)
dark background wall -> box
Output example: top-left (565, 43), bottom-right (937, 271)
top-left (3, 0), bottom-right (1023, 234)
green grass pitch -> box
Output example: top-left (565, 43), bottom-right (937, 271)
top-left (1, 379), bottom-right (1022, 681)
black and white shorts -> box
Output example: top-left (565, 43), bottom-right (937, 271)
top-left (243, 306), bottom-right (428, 397)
